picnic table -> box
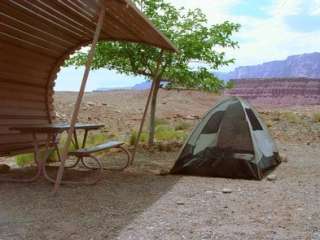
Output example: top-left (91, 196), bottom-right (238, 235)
top-left (5, 123), bottom-right (105, 184)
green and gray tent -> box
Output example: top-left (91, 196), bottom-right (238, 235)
top-left (171, 96), bottom-right (280, 180)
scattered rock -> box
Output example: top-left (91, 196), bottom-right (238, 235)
top-left (267, 174), bottom-right (277, 181)
top-left (55, 112), bottom-right (66, 120)
top-left (148, 169), bottom-right (168, 175)
top-left (222, 188), bottom-right (232, 194)
top-left (205, 190), bottom-right (214, 194)
top-left (272, 117), bottom-right (280, 121)
top-left (0, 164), bottom-right (10, 173)
top-left (87, 101), bottom-right (96, 107)
top-left (176, 201), bottom-right (185, 206)
top-left (184, 115), bottom-right (195, 120)
top-left (173, 113), bottom-right (184, 119)
top-left (280, 154), bottom-right (288, 162)
top-left (159, 169), bottom-right (169, 176)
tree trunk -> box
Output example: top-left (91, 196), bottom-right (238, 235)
top-left (148, 77), bottom-right (161, 145)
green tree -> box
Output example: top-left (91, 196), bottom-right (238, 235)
top-left (67, 0), bottom-right (240, 145)
top-left (225, 80), bottom-right (235, 89)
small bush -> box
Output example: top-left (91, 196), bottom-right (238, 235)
top-left (16, 149), bottom-right (59, 166)
top-left (155, 118), bottom-right (170, 127)
top-left (16, 153), bottom-right (34, 167)
top-left (313, 112), bottom-right (320, 123)
top-left (225, 80), bottom-right (235, 89)
top-left (282, 112), bottom-right (301, 124)
top-left (128, 131), bottom-right (148, 145)
top-left (155, 125), bottom-right (187, 142)
top-left (129, 131), bottom-right (138, 146)
top-left (175, 121), bottom-right (192, 131)
top-left (86, 133), bottom-right (108, 147)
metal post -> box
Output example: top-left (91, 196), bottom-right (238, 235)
top-left (53, 5), bottom-right (106, 193)
top-left (131, 80), bottom-right (156, 162)
top-left (131, 50), bottom-right (164, 163)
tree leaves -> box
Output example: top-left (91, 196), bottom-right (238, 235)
top-left (66, 0), bottom-right (240, 91)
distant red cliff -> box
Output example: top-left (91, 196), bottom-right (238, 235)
top-left (225, 78), bottom-right (320, 105)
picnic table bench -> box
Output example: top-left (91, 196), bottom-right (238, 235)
top-left (1, 123), bottom-right (131, 185)
top-left (69, 141), bottom-right (131, 171)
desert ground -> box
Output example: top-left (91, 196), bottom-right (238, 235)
top-left (0, 89), bottom-right (320, 240)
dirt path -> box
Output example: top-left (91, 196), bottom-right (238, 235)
top-left (0, 143), bottom-right (319, 240)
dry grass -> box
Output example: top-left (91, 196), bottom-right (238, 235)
top-left (313, 112), bottom-right (320, 123)
top-left (281, 112), bottom-right (302, 124)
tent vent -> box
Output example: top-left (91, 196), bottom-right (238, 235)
top-left (245, 108), bottom-right (263, 130)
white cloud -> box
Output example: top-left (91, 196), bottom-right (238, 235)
top-left (269, 0), bottom-right (303, 17)
top-left (171, 0), bottom-right (242, 23)
top-left (269, 0), bottom-right (320, 16)
top-left (310, 0), bottom-right (320, 15)
top-left (169, 0), bottom-right (319, 71)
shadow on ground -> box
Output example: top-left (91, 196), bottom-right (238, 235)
top-left (0, 166), bottom-right (181, 240)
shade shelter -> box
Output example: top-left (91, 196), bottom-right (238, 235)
top-left (171, 97), bottom-right (280, 179)
top-left (0, 0), bottom-right (176, 191)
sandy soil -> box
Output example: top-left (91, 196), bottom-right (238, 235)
top-left (0, 90), bottom-right (320, 240)
top-left (54, 90), bottom-right (320, 144)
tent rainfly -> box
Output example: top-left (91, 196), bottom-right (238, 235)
top-left (170, 97), bottom-right (281, 180)
top-left (0, 0), bottom-right (176, 191)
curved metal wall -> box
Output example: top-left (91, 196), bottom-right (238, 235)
top-left (0, 0), bottom-right (176, 156)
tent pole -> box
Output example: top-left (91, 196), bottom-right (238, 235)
top-left (131, 50), bottom-right (164, 163)
top-left (53, 5), bottom-right (106, 193)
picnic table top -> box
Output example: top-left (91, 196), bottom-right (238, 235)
top-left (10, 123), bottom-right (105, 134)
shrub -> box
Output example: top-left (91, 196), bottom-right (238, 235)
top-left (128, 131), bottom-right (148, 146)
top-left (225, 80), bottom-right (235, 89)
top-left (313, 112), bottom-right (320, 123)
top-left (282, 112), bottom-right (301, 124)
top-left (86, 133), bottom-right (108, 146)
top-left (16, 149), bottom-right (60, 166)
top-left (155, 118), bottom-right (170, 127)
top-left (175, 121), bottom-right (192, 131)
top-left (16, 153), bottom-right (34, 167)
top-left (155, 125), bottom-right (187, 142)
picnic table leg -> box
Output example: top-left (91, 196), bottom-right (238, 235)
top-left (0, 133), bottom-right (42, 183)
top-left (42, 133), bottom-right (62, 183)
top-left (19, 132), bottom-right (42, 182)
top-left (79, 129), bottom-right (89, 166)
top-left (73, 129), bottom-right (80, 149)
top-left (65, 129), bottom-right (90, 169)
top-left (82, 129), bottom-right (89, 148)
top-left (64, 130), bottom-right (82, 168)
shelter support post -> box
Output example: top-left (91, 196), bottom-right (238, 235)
top-left (53, 6), bottom-right (106, 193)
top-left (131, 79), bottom-right (156, 162)
top-left (131, 50), bottom-right (164, 163)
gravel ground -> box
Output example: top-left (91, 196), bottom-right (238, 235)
top-left (0, 143), bottom-right (320, 240)
top-left (1, 91), bottom-right (319, 239)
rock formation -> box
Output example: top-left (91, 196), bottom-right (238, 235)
top-left (225, 78), bottom-right (320, 105)
top-left (216, 52), bottom-right (320, 81)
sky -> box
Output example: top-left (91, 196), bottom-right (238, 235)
top-left (55, 0), bottom-right (320, 91)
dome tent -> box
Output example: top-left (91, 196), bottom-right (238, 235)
top-left (170, 96), bottom-right (280, 180)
